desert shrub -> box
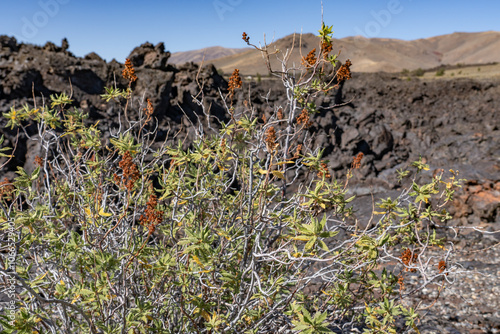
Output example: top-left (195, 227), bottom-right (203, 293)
top-left (411, 68), bottom-right (425, 77)
top-left (0, 23), bottom-right (466, 334)
top-left (435, 68), bottom-right (445, 77)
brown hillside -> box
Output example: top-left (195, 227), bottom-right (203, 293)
top-left (169, 46), bottom-right (250, 64)
top-left (206, 31), bottom-right (500, 75)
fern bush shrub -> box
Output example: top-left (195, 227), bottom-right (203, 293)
top-left (0, 23), bottom-right (465, 333)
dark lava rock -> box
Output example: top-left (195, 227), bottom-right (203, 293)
top-left (0, 36), bottom-right (499, 229)
top-left (0, 35), bottom-right (229, 173)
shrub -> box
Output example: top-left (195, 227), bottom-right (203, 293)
top-left (411, 68), bottom-right (425, 77)
top-left (0, 22), bottom-right (467, 334)
top-left (435, 68), bottom-right (445, 77)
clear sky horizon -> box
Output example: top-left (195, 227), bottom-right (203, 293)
top-left (2, 0), bottom-right (500, 62)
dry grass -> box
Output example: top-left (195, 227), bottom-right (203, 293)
top-left (205, 31), bottom-right (500, 75)
top-left (421, 63), bottom-right (500, 80)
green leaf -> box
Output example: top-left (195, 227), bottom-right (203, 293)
top-left (305, 237), bottom-right (317, 251)
top-left (30, 167), bottom-right (40, 181)
top-left (317, 239), bottom-right (329, 252)
top-left (271, 170), bottom-right (285, 180)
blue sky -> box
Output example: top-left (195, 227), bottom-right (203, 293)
top-left (2, 0), bottom-right (500, 62)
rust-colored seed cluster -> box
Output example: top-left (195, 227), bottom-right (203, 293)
top-left (277, 107), bottom-right (284, 120)
top-left (293, 144), bottom-right (302, 159)
top-left (438, 260), bottom-right (447, 274)
top-left (0, 177), bottom-right (14, 200)
top-left (34, 155), bottom-right (44, 167)
top-left (220, 138), bottom-right (227, 155)
top-left (337, 59), bottom-right (352, 82)
top-left (228, 68), bottom-right (242, 100)
top-left (122, 58), bottom-right (137, 82)
top-left (139, 192), bottom-right (163, 235)
top-left (144, 99), bottom-right (153, 118)
top-left (351, 152), bottom-right (364, 169)
top-left (317, 162), bottom-right (331, 179)
top-left (401, 248), bottom-right (418, 272)
top-left (242, 32), bottom-right (250, 43)
top-left (296, 108), bottom-right (312, 128)
top-left (265, 126), bottom-right (278, 152)
top-left (143, 98), bottom-right (154, 125)
top-left (302, 48), bottom-right (317, 67)
top-left (398, 274), bottom-right (405, 291)
top-left (113, 151), bottom-right (140, 191)
top-left (321, 40), bottom-right (333, 58)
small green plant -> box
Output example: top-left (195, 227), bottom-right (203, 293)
top-left (435, 68), bottom-right (445, 76)
top-left (411, 68), bottom-right (425, 77)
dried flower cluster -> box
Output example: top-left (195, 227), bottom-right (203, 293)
top-left (438, 260), bottom-right (447, 274)
top-left (302, 48), bottom-right (317, 67)
top-left (401, 248), bottom-right (418, 272)
top-left (144, 98), bottom-right (153, 117)
top-left (265, 126), bottom-right (278, 152)
top-left (296, 108), bottom-right (312, 128)
top-left (122, 58), bottom-right (137, 82)
top-left (398, 274), bottom-right (405, 291)
top-left (228, 68), bottom-right (242, 101)
top-left (139, 192), bottom-right (163, 235)
top-left (113, 151), bottom-right (140, 191)
top-left (242, 32), bottom-right (250, 43)
top-left (337, 59), bottom-right (352, 82)
top-left (143, 98), bottom-right (154, 125)
top-left (321, 40), bottom-right (333, 58)
top-left (220, 137), bottom-right (227, 156)
top-left (351, 152), bottom-right (364, 169)
top-left (34, 155), bottom-right (44, 167)
top-left (277, 107), bottom-right (284, 120)
top-left (293, 144), bottom-right (302, 159)
top-left (317, 162), bottom-right (331, 179)
top-left (0, 177), bottom-right (14, 200)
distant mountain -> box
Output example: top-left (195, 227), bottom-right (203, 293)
top-left (195, 31), bottom-right (500, 74)
top-left (169, 46), bottom-right (250, 64)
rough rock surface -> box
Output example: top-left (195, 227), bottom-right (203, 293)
top-left (0, 35), bottom-right (229, 175)
top-left (405, 235), bottom-right (500, 334)
top-left (0, 36), bottom-right (499, 332)
top-left (230, 73), bottom-right (500, 230)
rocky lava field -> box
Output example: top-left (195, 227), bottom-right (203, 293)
top-left (0, 36), bottom-right (499, 333)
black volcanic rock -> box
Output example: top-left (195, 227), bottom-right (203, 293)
top-left (0, 36), bottom-right (498, 228)
top-left (127, 41), bottom-right (171, 70)
top-left (229, 72), bottom-right (500, 227)
top-left (0, 35), bottom-right (229, 173)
